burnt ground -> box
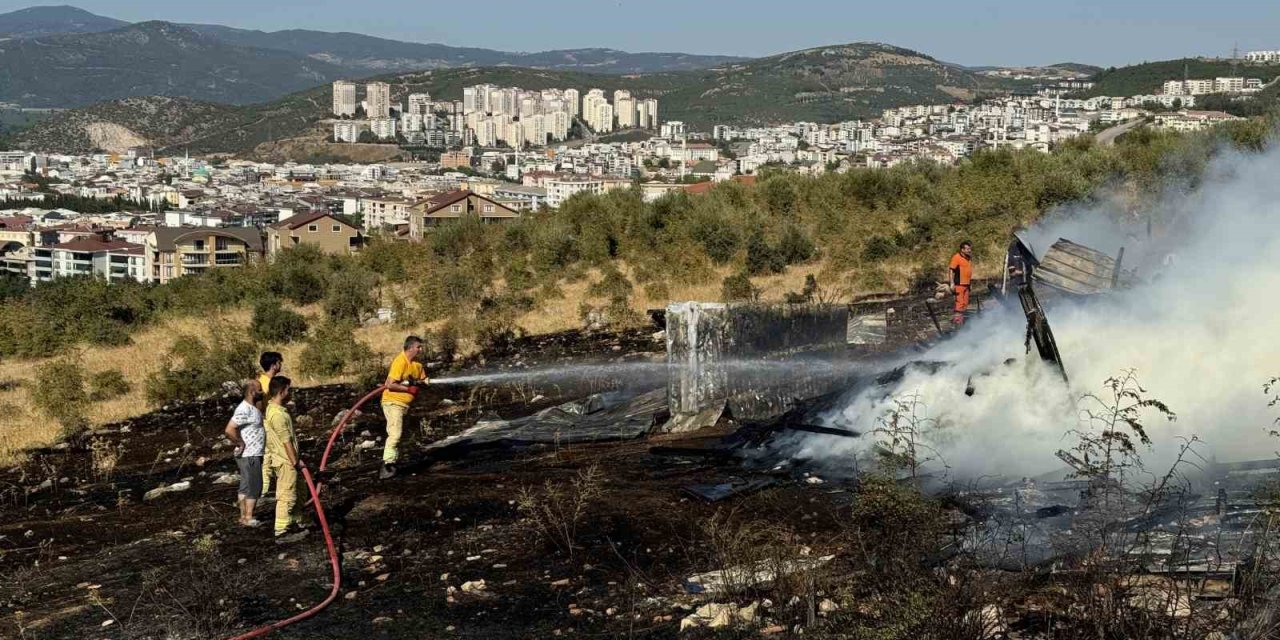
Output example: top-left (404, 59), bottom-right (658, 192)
top-left (0, 327), bottom-right (891, 640)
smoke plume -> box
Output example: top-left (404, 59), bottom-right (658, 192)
top-left (801, 138), bottom-right (1280, 481)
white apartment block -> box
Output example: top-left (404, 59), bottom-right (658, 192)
top-left (564, 89), bottom-right (580, 118)
top-left (1162, 77), bottom-right (1261, 96)
top-left (360, 197), bottom-right (415, 230)
top-left (546, 176), bottom-right (605, 208)
top-left (366, 82), bottom-right (392, 119)
top-left (615, 90), bottom-right (636, 128)
top-left (333, 120), bottom-right (370, 143)
top-left (1245, 50), bottom-right (1280, 63)
top-left (370, 117), bottom-right (398, 140)
top-left (407, 93), bottom-right (432, 115)
top-left (1154, 110), bottom-right (1243, 132)
top-left (332, 81), bottom-right (357, 116)
top-left (660, 121), bottom-right (687, 138)
top-left (638, 98), bottom-right (658, 129)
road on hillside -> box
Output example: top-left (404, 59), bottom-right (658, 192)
top-left (1095, 118), bottom-right (1145, 146)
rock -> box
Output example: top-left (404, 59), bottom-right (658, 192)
top-left (372, 616), bottom-right (392, 624)
top-left (461, 580), bottom-right (487, 594)
top-left (761, 624), bottom-right (786, 635)
top-left (212, 473), bottom-right (240, 486)
top-left (805, 476), bottom-right (824, 484)
top-left (606, 607), bottom-right (618, 616)
top-left (679, 614), bottom-right (703, 632)
top-left (440, 398), bottom-right (456, 406)
top-left (738, 601), bottom-right (760, 623)
top-left (818, 598), bottom-right (839, 614)
top-left (102, 619), bottom-right (115, 627)
top-left (358, 440), bottom-right (378, 450)
top-left (550, 578), bottom-right (570, 587)
top-left (440, 573), bottom-right (450, 581)
top-left (374, 545), bottom-right (385, 553)
top-left (144, 481), bottom-right (191, 501)
top-left (530, 394), bottom-right (547, 403)
top-left (708, 607), bottom-right (735, 629)
top-left (376, 573), bottom-right (390, 582)
top-left (345, 591), bottom-right (359, 600)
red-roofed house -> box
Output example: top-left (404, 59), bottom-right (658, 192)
top-left (407, 190), bottom-right (520, 240)
top-left (266, 211), bottom-right (363, 257)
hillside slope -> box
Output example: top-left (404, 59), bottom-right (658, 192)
top-left (0, 21), bottom-right (345, 107)
top-left (183, 24), bottom-right (745, 74)
top-left (11, 42), bottom-right (1010, 154)
top-left (1084, 58), bottom-right (1280, 96)
top-left (0, 4), bottom-right (125, 37)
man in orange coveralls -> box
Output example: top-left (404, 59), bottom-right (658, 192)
top-left (949, 241), bottom-right (973, 326)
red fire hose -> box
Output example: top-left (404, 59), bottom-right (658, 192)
top-left (227, 464), bottom-right (339, 640)
top-left (320, 384), bottom-right (388, 472)
top-left (226, 384), bottom-right (386, 639)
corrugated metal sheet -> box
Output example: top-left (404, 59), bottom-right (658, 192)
top-left (1033, 238), bottom-right (1119, 295)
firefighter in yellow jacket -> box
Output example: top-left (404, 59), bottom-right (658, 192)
top-left (380, 336), bottom-right (428, 479)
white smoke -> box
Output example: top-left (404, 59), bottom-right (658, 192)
top-left (802, 139), bottom-right (1280, 480)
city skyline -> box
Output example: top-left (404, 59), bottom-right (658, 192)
top-left (1, 0), bottom-right (1278, 67)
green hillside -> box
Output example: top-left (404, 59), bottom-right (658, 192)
top-left (11, 42), bottom-right (1016, 155)
top-left (1084, 58), bottom-right (1280, 96)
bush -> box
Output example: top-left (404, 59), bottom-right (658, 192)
top-left (323, 266), bottom-right (378, 323)
top-left (145, 329), bottom-right (258, 406)
top-left (299, 320), bottom-right (376, 379)
top-left (32, 358), bottom-right (89, 434)
top-left (745, 230), bottom-right (785, 276)
top-left (722, 271), bottom-right (759, 302)
top-left (89, 369), bottom-right (132, 402)
top-left (250, 299), bottom-right (309, 343)
top-left (266, 245), bottom-right (329, 304)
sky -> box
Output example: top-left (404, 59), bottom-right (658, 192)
top-left (4, 0), bottom-right (1280, 67)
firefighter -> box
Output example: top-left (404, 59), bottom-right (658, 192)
top-left (262, 376), bottom-right (305, 540)
top-left (380, 336), bottom-right (429, 480)
top-left (949, 241), bottom-right (974, 325)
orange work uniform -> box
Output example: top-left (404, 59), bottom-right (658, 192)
top-left (948, 252), bottom-right (973, 323)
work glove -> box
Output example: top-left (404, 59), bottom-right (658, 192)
top-left (406, 384), bottom-right (419, 398)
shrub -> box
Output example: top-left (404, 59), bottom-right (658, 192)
top-left (89, 369), bottom-right (132, 402)
top-left (776, 224), bottom-right (816, 265)
top-left (862, 235), bottom-right (899, 262)
top-left (299, 320), bottom-right (376, 379)
top-left (428, 323), bottom-right (460, 365)
top-left (266, 245), bottom-right (329, 304)
top-left (250, 299), bottom-right (309, 343)
top-left (588, 264), bottom-right (634, 302)
top-left (323, 265), bottom-right (378, 323)
top-left (32, 358), bottom-right (89, 435)
top-left (721, 271), bottom-right (759, 302)
top-left (745, 230), bottom-right (785, 276)
top-left (145, 329), bottom-right (258, 406)
top-left (643, 281), bottom-right (670, 301)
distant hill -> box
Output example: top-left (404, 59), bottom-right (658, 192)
top-left (1083, 58), bottom-right (1280, 96)
top-left (0, 4), bottom-right (125, 37)
top-left (11, 43), bottom-right (1012, 156)
top-left (0, 21), bottom-right (345, 107)
top-left (181, 24), bottom-right (746, 74)
top-left (1047, 62), bottom-right (1103, 75)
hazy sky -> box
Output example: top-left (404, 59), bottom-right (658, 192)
top-left (5, 0), bottom-right (1280, 67)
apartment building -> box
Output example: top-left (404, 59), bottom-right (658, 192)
top-left (145, 227), bottom-right (264, 284)
top-left (334, 120), bottom-right (371, 143)
top-left (266, 211), bottom-right (362, 257)
top-left (332, 81), bottom-right (358, 116)
top-left (360, 197), bottom-right (416, 230)
top-left (366, 82), bottom-right (392, 119)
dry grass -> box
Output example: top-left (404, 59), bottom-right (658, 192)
top-left (0, 259), bottom-right (847, 465)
